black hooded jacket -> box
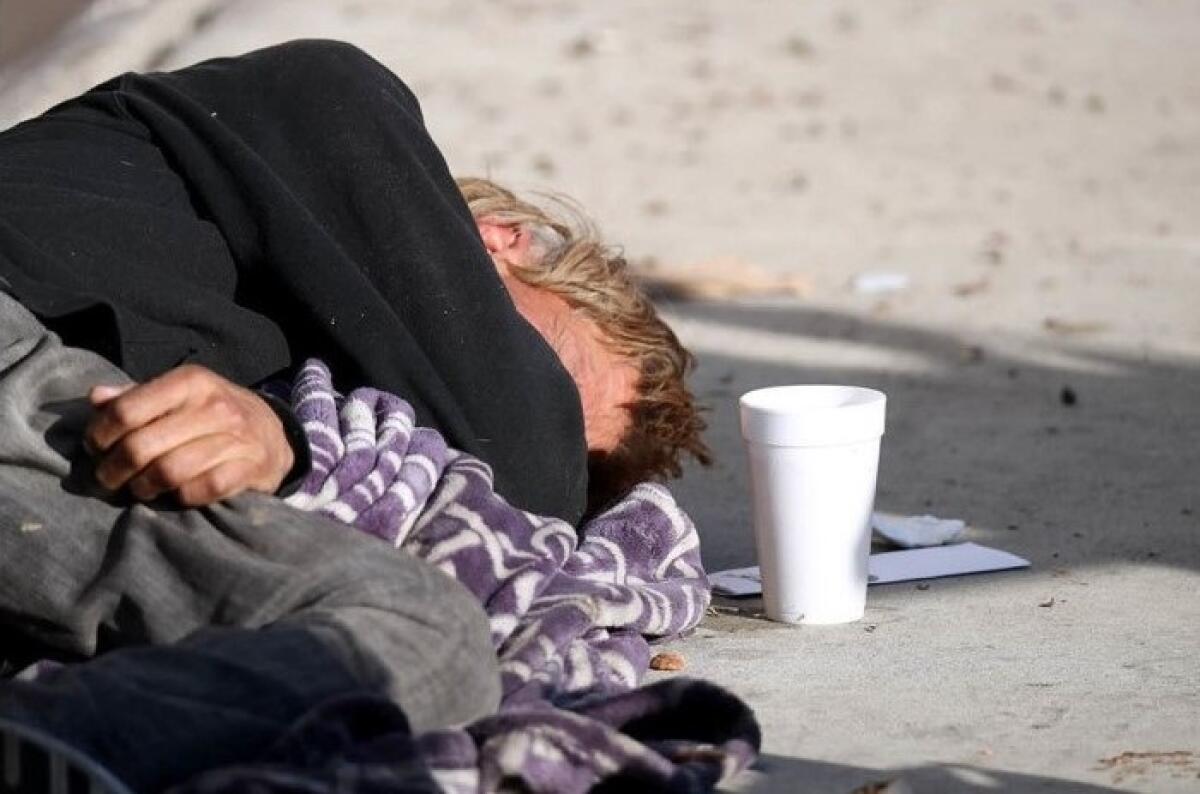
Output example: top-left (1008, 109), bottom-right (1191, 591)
top-left (0, 40), bottom-right (587, 524)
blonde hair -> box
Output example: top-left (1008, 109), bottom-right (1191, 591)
top-left (457, 176), bottom-right (712, 511)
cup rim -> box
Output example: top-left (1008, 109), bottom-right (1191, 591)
top-left (739, 384), bottom-right (886, 447)
top-left (740, 384), bottom-right (886, 414)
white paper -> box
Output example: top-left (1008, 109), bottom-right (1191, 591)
top-left (868, 542), bottom-right (1030, 584)
top-left (708, 566), bottom-right (764, 597)
top-left (871, 512), bottom-right (966, 548)
top-left (710, 542), bottom-right (1030, 597)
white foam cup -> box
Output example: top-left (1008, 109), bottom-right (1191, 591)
top-left (739, 385), bottom-right (887, 624)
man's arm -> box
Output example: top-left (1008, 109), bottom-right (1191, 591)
top-left (85, 364), bottom-right (296, 506)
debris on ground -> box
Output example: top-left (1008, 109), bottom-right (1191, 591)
top-left (1094, 750), bottom-right (1197, 786)
top-left (959, 344), bottom-right (985, 363)
top-left (1043, 317), bottom-right (1110, 335)
top-left (1060, 386), bottom-right (1078, 406)
top-left (980, 230), bottom-right (1009, 265)
top-left (953, 278), bottom-right (990, 297)
top-left (784, 35), bottom-right (815, 59)
top-left (634, 257), bottom-right (810, 301)
top-left (851, 779), bottom-right (913, 794)
top-left (872, 512), bottom-right (966, 548)
top-left (649, 651), bottom-right (687, 671)
top-left (712, 543), bottom-right (1029, 595)
top-left (565, 35), bottom-right (595, 58)
top-left (852, 271), bottom-right (909, 294)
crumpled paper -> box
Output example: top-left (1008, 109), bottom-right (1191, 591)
top-left (872, 512), bottom-right (966, 548)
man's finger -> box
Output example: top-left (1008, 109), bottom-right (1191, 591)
top-left (85, 368), bottom-right (200, 453)
top-left (88, 383), bottom-right (134, 406)
top-left (94, 407), bottom-right (239, 492)
top-left (83, 383), bottom-right (136, 455)
top-left (175, 458), bottom-right (259, 507)
top-left (126, 434), bottom-right (247, 502)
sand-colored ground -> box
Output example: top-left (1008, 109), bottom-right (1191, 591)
top-left (1, 2), bottom-right (1197, 791)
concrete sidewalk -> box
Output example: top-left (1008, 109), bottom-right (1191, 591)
top-left (662, 304), bottom-right (1199, 792)
top-left (2, 1), bottom-right (1197, 791)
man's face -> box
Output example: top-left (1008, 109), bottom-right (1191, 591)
top-left (478, 220), bottom-right (638, 452)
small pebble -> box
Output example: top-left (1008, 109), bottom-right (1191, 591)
top-left (960, 344), bottom-right (985, 363)
top-left (565, 36), bottom-right (594, 58)
top-left (649, 651), bottom-right (686, 672)
top-left (784, 35), bottom-right (814, 58)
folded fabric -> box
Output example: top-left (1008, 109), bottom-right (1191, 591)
top-left (177, 359), bottom-right (758, 793)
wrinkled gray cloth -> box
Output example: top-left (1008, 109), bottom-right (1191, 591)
top-left (0, 290), bottom-right (499, 791)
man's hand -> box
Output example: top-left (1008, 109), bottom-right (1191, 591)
top-left (85, 364), bottom-right (294, 507)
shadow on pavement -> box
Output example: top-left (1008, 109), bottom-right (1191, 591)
top-left (734, 753), bottom-right (1126, 793)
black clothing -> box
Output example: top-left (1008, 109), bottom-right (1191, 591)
top-left (0, 40), bottom-right (587, 523)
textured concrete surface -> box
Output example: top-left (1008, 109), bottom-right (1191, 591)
top-left (2, 2), bottom-right (1197, 791)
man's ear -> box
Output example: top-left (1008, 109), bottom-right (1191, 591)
top-left (477, 220), bottom-right (531, 274)
top-left (477, 220), bottom-right (518, 255)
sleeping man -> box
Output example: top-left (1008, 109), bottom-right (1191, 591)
top-left (0, 40), bottom-right (713, 791)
